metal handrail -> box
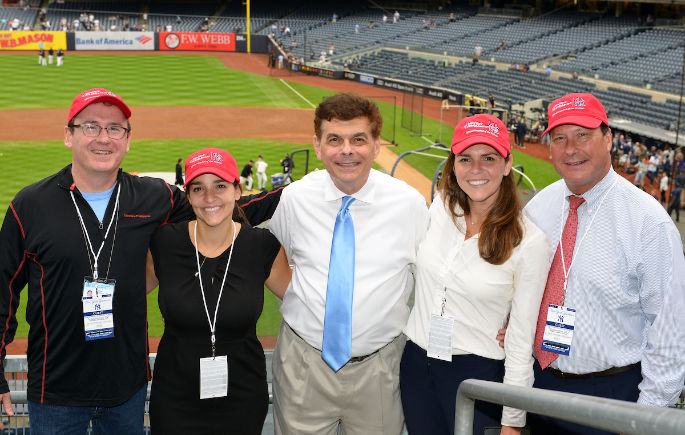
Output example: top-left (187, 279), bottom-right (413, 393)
top-left (455, 379), bottom-right (685, 435)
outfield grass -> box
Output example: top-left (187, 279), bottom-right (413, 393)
top-left (0, 53), bottom-right (559, 339)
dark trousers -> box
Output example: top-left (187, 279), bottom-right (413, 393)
top-left (518, 132), bottom-right (526, 147)
top-left (528, 361), bottom-right (641, 435)
top-left (400, 340), bottom-right (503, 435)
top-left (668, 202), bottom-right (680, 221)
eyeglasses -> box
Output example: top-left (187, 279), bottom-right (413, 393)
top-left (71, 123), bottom-right (130, 140)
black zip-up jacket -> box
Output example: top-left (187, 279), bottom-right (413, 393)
top-left (0, 165), bottom-right (282, 406)
top-left (0, 165), bottom-right (193, 406)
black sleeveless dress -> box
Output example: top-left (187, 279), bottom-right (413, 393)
top-left (149, 222), bottom-right (279, 434)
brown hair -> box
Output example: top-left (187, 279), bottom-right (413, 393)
top-left (438, 152), bottom-right (523, 265)
top-left (186, 180), bottom-right (250, 225)
top-left (314, 92), bottom-right (382, 139)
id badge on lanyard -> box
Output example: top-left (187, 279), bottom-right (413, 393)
top-left (427, 314), bottom-right (454, 361)
top-left (200, 356), bottom-right (229, 399)
top-left (427, 287), bottom-right (454, 362)
top-left (82, 277), bottom-right (115, 341)
top-left (541, 304), bottom-right (576, 356)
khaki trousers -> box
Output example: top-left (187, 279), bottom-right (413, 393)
top-left (272, 322), bottom-right (405, 435)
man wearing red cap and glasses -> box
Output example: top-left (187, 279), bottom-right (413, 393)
top-left (0, 88), bottom-right (193, 433)
top-left (522, 93), bottom-right (685, 434)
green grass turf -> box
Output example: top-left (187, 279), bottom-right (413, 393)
top-left (0, 54), bottom-right (311, 110)
top-left (0, 53), bottom-right (559, 339)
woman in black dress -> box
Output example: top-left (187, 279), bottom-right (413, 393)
top-left (146, 147), bottom-right (291, 434)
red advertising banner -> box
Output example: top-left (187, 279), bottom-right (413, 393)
top-left (159, 32), bottom-right (235, 51)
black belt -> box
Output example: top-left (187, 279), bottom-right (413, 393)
top-left (348, 351), bottom-right (378, 364)
top-left (549, 362), bottom-right (640, 380)
top-left (287, 323), bottom-right (379, 364)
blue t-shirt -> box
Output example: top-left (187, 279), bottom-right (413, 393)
top-left (81, 183), bottom-right (117, 222)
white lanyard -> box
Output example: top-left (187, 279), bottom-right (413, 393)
top-left (194, 221), bottom-right (237, 358)
top-left (70, 184), bottom-right (121, 281)
top-left (558, 178), bottom-right (617, 298)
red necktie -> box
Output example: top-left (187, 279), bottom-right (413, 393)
top-left (534, 195), bottom-right (585, 369)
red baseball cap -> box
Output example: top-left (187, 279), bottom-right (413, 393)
top-left (543, 93), bottom-right (608, 136)
top-left (184, 147), bottom-right (240, 188)
top-left (451, 114), bottom-right (510, 157)
top-left (68, 88), bottom-right (131, 123)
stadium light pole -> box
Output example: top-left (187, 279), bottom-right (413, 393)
top-left (245, 0), bottom-right (251, 53)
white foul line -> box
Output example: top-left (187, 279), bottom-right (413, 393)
top-left (280, 79), bottom-right (316, 108)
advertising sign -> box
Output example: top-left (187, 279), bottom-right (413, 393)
top-left (74, 31), bottom-right (154, 50)
top-left (0, 31), bottom-right (66, 50)
top-left (159, 32), bottom-right (235, 51)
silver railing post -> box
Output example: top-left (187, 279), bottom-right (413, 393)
top-left (456, 379), bottom-right (685, 435)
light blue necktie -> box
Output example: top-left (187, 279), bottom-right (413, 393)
top-left (321, 195), bottom-right (356, 372)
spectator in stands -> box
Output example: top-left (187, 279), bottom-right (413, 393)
top-left (668, 181), bottom-right (681, 222)
top-left (634, 157), bottom-right (649, 188)
top-left (146, 147), bottom-right (290, 434)
top-left (329, 44), bottom-right (335, 56)
top-left (474, 44), bottom-right (483, 58)
top-left (268, 93), bottom-right (428, 435)
top-left (523, 63), bottom-right (530, 73)
top-left (332, 12), bottom-right (338, 22)
top-left (546, 66), bottom-right (552, 76)
top-left (449, 12), bottom-right (456, 22)
top-left (660, 172), bottom-right (669, 204)
top-left (393, 10), bottom-right (400, 23)
top-left (383, 14), bottom-right (388, 24)
top-left (176, 15), bottom-right (181, 25)
top-left (519, 93), bottom-right (685, 435)
top-left (572, 71), bottom-right (579, 80)
top-left (647, 147), bottom-right (659, 185)
top-left (402, 114), bottom-right (550, 435)
top-left (488, 93), bottom-right (496, 110)
top-left (675, 150), bottom-right (684, 173)
top-left (369, 19), bottom-right (374, 29)
top-left (499, 39), bottom-right (506, 51)
top-left (515, 116), bottom-right (527, 149)
top-left (354, 23), bottom-right (360, 33)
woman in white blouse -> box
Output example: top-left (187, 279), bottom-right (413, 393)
top-left (401, 114), bottom-right (551, 435)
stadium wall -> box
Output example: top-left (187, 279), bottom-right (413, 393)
top-left (0, 31), bottom-right (270, 53)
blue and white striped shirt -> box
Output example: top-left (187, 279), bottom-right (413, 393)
top-left (525, 168), bottom-right (685, 407)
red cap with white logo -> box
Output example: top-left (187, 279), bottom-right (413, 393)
top-left (543, 93), bottom-right (608, 137)
top-left (184, 147), bottom-right (240, 188)
top-left (68, 88), bottom-right (131, 123)
top-left (451, 114), bottom-right (510, 157)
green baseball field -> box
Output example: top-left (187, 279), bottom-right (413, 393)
top-left (0, 52), bottom-right (561, 339)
